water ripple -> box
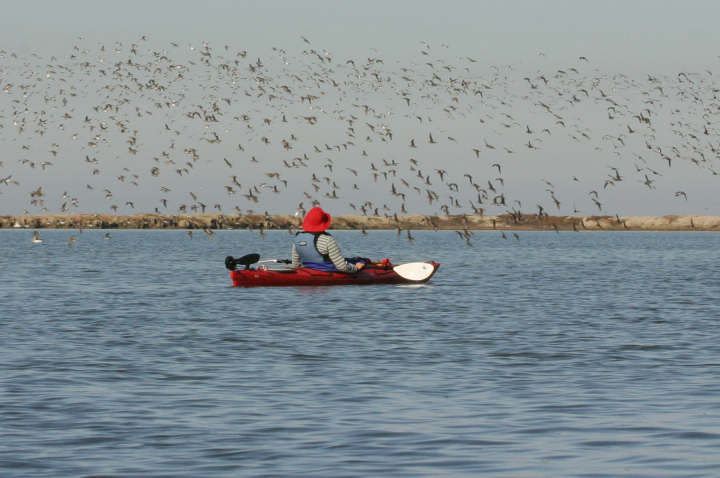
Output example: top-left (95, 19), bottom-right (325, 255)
top-left (2, 230), bottom-right (720, 476)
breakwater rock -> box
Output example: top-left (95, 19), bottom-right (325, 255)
top-left (2, 213), bottom-right (719, 231)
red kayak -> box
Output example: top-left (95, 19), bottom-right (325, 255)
top-left (226, 255), bottom-right (440, 287)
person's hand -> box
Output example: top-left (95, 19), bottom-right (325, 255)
top-left (355, 262), bottom-right (365, 270)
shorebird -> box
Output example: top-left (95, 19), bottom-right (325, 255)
top-left (0, 36), bottom-right (712, 242)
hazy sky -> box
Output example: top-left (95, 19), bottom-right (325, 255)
top-left (5, 0), bottom-right (718, 72)
top-left (2, 1), bottom-right (720, 217)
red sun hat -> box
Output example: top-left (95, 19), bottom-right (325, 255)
top-left (302, 207), bottom-right (332, 232)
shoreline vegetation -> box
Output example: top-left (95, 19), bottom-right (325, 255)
top-left (1, 213), bottom-right (718, 232)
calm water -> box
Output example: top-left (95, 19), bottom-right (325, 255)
top-left (2, 229), bottom-right (720, 477)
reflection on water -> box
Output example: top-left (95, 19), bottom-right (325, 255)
top-left (2, 230), bottom-right (720, 477)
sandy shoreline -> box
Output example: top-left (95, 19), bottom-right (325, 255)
top-left (1, 213), bottom-right (718, 231)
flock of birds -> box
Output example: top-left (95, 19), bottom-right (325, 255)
top-left (1, 36), bottom-right (720, 246)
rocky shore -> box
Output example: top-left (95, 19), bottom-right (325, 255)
top-left (1, 213), bottom-right (719, 231)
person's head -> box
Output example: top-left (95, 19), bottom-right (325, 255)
top-left (302, 207), bottom-right (331, 232)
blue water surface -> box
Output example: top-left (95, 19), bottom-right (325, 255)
top-left (1, 229), bottom-right (720, 477)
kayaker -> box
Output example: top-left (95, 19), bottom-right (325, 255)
top-left (292, 207), bottom-right (366, 273)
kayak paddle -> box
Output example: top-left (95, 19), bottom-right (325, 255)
top-left (225, 254), bottom-right (260, 270)
top-left (390, 262), bottom-right (436, 281)
top-left (225, 254), bottom-right (290, 270)
top-left (226, 254), bottom-right (435, 281)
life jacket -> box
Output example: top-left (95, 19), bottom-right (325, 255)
top-left (293, 231), bottom-right (338, 271)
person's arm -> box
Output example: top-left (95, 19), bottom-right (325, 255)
top-left (318, 235), bottom-right (360, 273)
top-left (291, 243), bottom-right (301, 268)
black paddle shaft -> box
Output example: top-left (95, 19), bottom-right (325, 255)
top-left (225, 254), bottom-right (291, 270)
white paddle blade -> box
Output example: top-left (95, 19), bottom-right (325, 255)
top-left (393, 262), bottom-right (435, 281)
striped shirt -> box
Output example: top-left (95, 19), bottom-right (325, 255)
top-left (292, 233), bottom-right (358, 273)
